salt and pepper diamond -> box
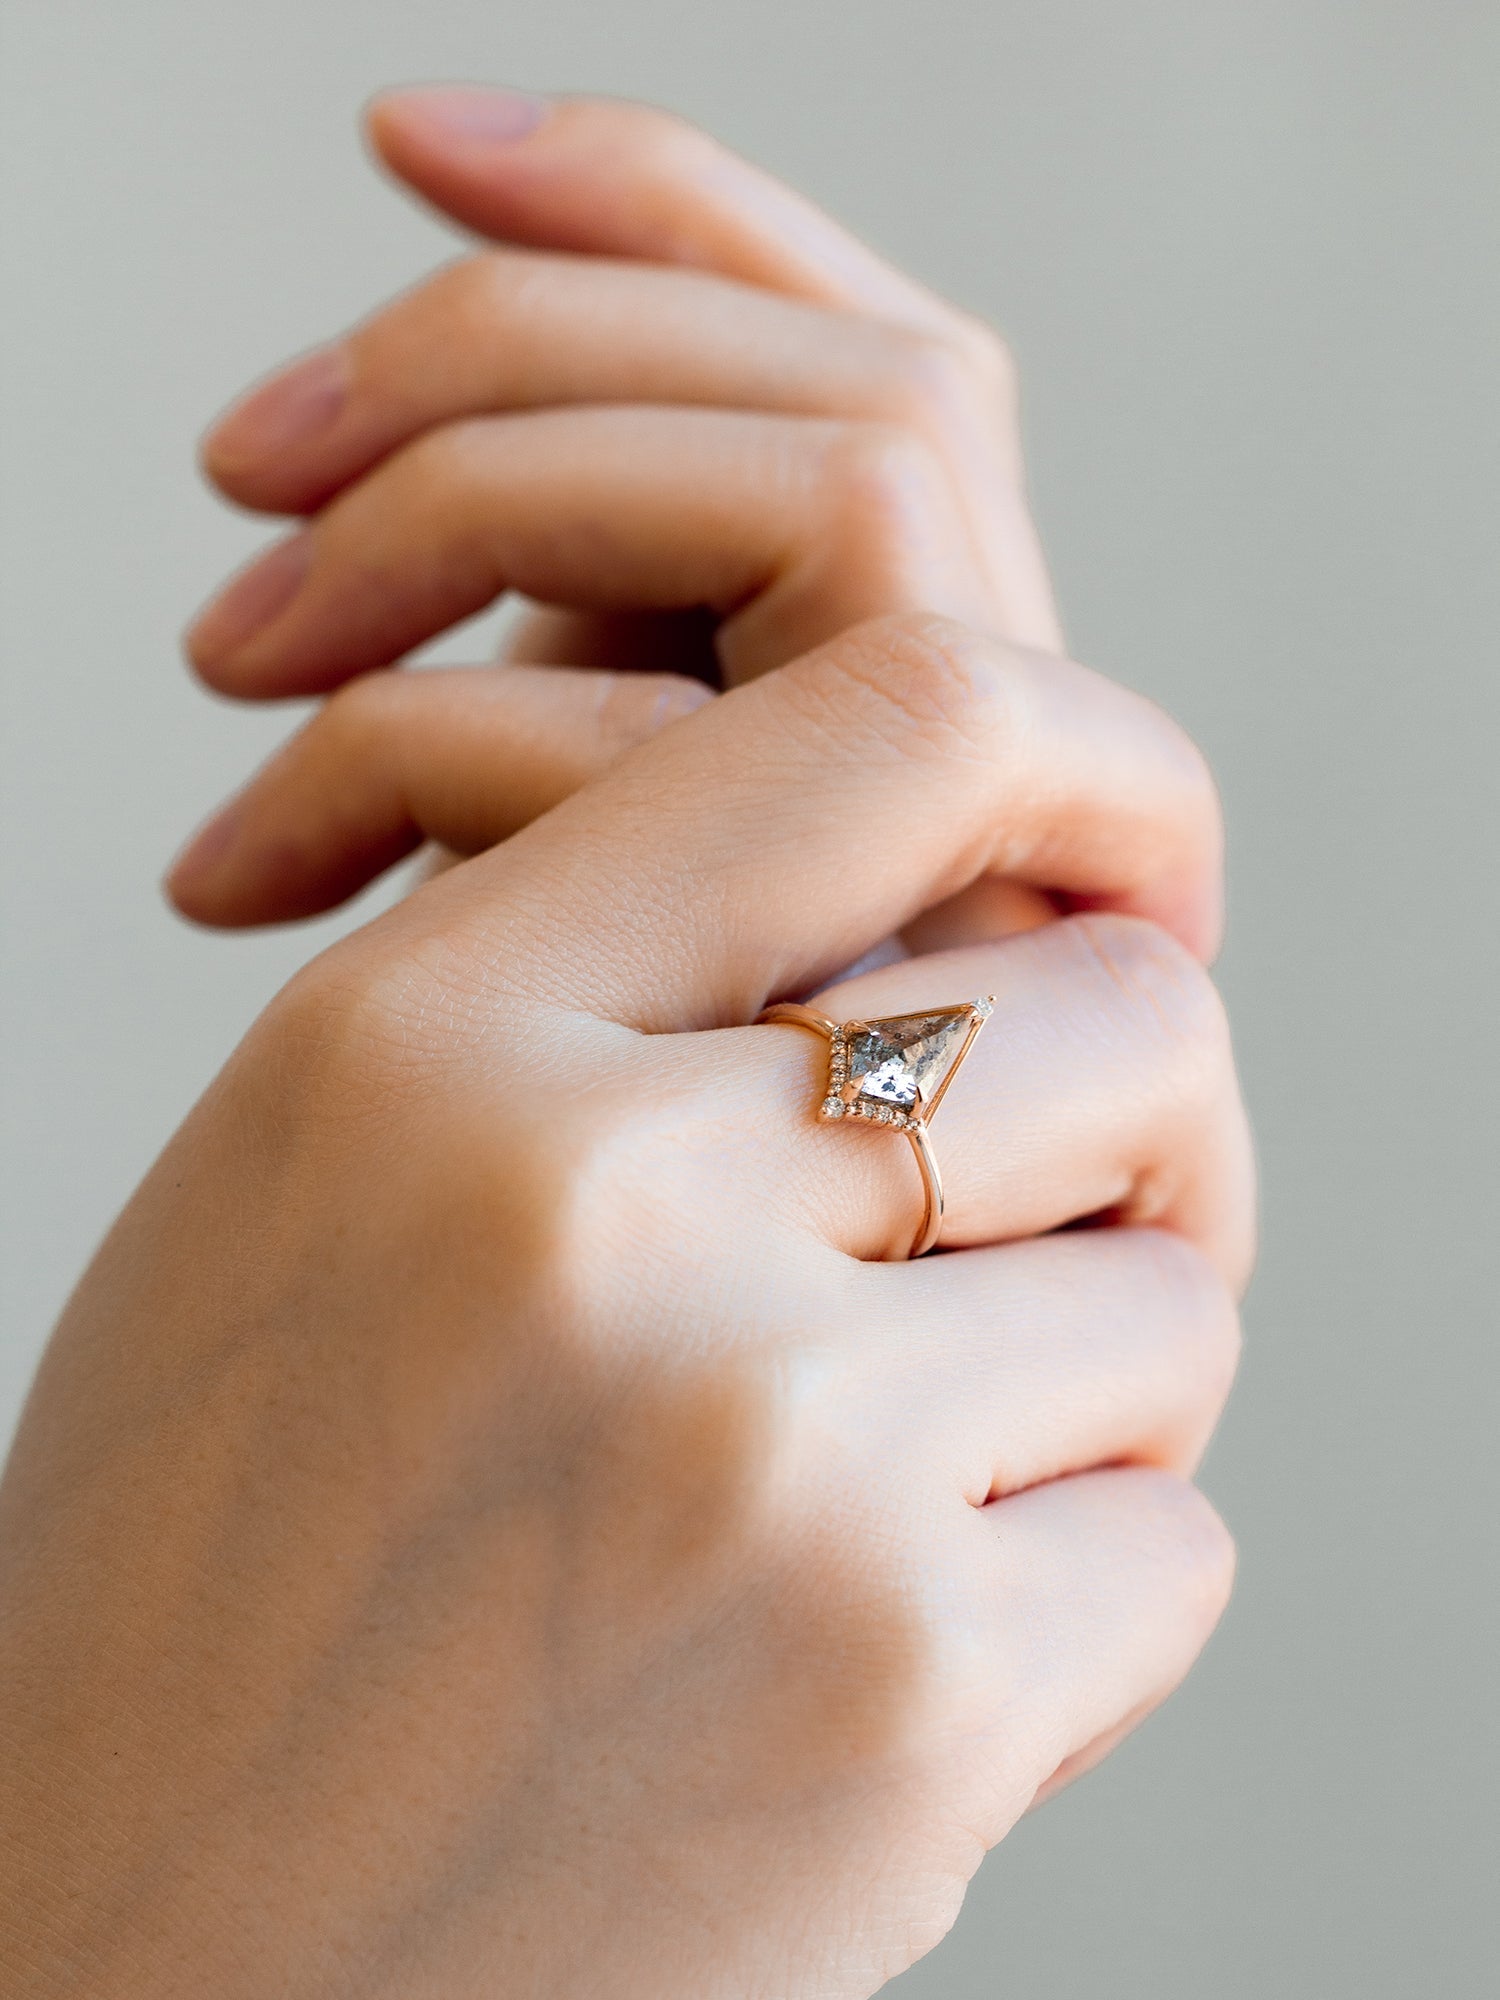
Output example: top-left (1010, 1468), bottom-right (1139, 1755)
top-left (817, 999), bottom-right (992, 1128)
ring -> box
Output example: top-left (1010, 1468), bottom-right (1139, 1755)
top-left (757, 996), bottom-right (994, 1259)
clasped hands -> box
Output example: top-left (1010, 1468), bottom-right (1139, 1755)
top-left (0, 89), bottom-right (1253, 2000)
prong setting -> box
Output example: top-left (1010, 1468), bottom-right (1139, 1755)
top-left (759, 995), bottom-right (993, 1259)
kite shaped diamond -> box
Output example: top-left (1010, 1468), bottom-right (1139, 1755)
top-left (819, 998), bottom-right (992, 1129)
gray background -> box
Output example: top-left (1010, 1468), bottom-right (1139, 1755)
top-left (2, 2), bottom-right (1496, 1993)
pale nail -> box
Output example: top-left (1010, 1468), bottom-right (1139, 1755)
top-left (185, 530), bottom-right (311, 669)
top-left (206, 346), bottom-right (350, 468)
top-left (389, 86), bottom-right (550, 144)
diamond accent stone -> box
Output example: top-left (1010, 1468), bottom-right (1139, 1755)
top-left (844, 1009), bottom-right (977, 1114)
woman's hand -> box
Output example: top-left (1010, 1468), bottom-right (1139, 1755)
top-left (1, 616), bottom-right (1249, 2000)
top-left (165, 91), bottom-right (1157, 942)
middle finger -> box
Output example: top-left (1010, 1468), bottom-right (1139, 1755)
top-left (202, 251), bottom-right (1015, 511)
top-left (200, 250), bottom-right (1056, 653)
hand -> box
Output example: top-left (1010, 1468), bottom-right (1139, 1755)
top-left (0, 617), bottom-right (1250, 1999)
top-left (166, 91), bottom-right (1154, 945)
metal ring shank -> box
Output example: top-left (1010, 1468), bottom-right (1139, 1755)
top-left (758, 1002), bottom-right (944, 1261)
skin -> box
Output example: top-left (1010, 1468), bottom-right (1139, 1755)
top-left (0, 95), bottom-right (1254, 1999)
top-left (169, 88), bottom-right (1220, 963)
top-left (1, 616), bottom-right (1249, 1999)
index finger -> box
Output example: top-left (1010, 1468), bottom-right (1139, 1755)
top-left (382, 614), bottom-right (1222, 1032)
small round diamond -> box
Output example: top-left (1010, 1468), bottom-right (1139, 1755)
top-left (821, 1097), bottom-right (844, 1118)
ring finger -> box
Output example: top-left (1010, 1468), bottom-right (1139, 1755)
top-left (658, 917), bottom-right (1254, 1288)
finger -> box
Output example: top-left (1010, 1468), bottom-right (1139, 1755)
top-left (499, 603), bottom-right (723, 675)
top-left (366, 89), bottom-right (967, 334)
top-left (358, 90), bottom-right (1060, 650)
top-left (166, 663), bottom-right (711, 927)
top-left (359, 613), bottom-right (1220, 1030)
top-left (176, 617), bottom-right (1222, 958)
top-left (861, 1229), bottom-right (1241, 1505)
top-left (201, 251), bottom-right (1021, 518)
top-left (184, 406), bottom-right (991, 700)
top-left (200, 252), bottom-right (1056, 652)
top-left (816, 923), bottom-right (1253, 1283)
top-left (669, 917), bottom-right (1253, 1285)
top-left (979, 1467), bottom-right (1234, 1797)
top-left (212, 93), bottom-right (1059, 651)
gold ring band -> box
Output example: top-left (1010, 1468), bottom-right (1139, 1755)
top-left (757, 995), bottom-right (993, 1260)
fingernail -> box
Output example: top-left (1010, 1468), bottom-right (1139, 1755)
top-left (392, 86), bottom-right (550, 144)
top-left (186, 530), bottom-right (311, 669)
top-left (205, 345), bottom-right (350, 468)
top-left (166, 799), bottom-right (243, 892)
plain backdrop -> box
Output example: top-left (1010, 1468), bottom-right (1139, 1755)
top-left (2, 3), bottom-right (1497, 1994)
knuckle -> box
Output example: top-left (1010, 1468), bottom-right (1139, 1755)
top-left (497, 1081), bottom-right (717, 1327)
top-left (416, 251), bottom-right (502, 326)
top-left (255, 944), bottom-right (443, 1109)
top-left (877, 330), bottom-right (978, 430)
top-left (774, 1533), bottom-right (982, 1776)
top-left (822, 418), bottom-right (949, 531)
top-left (315, 669), bottom-right (406, 759)
top-left (1179, 1246), bottom-right (1244, 1398)
top-left (949, 313), bottom-right (1020, 410)
top-left (435, 247), bottom-right (562, 338)
top-left (588, 97), bottom-right (722, 188)
top-left (607, 1350), bottom-right (791, 1548)
top-left (878, 323), bottom-right (1018, 439)
top-left (804, 611), bottom-right (1020, 768)
top-left (407, 253), bottom-right (511, 349)
top-left (475, 1118), bottom-right (802, 1514)
top-left (395, 413), bottom-right (503, 501)
top-left (1140, 1230), bottom-right (1244, 1412)
top-left (1115, 1467), bottom-right (1238, 1611)
top-left (1069, 911), bottom-right (1235, 1107)
top-left (1167, 1479), bottom-right (1238, 1606)
top-left (439, 247), bottom-right (523, 317)
top-left (812, 421), bottom-right (984, 622)
top-left (1140, 698), bottom-right (1224, 855)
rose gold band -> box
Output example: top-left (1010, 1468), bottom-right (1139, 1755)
top-left (758, 1000), bottom-right (946, 1260)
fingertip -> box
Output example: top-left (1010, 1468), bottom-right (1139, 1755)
top-left (163, 856), bottom-right (231, 929)
top-left (364, 84), bottom-right (552, 166)
top-left (163, 871), bottom-right (227, 929)
top-left (164, 831), bottom-right (371, 931)
top-left (163, 801), bottom-right (243, 925)
top-left (362, 85), bottom-right (424, 168)
top-left (184, 530), bottom-right (312, 685)
top-left (198, 345), bottom-right (352, 503)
